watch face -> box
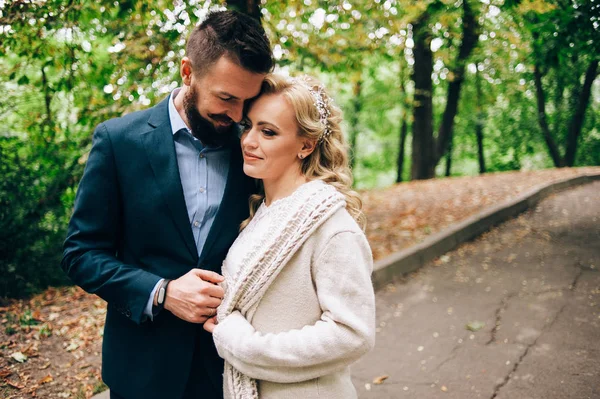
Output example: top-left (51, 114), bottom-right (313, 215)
top-left (158, 287), bottom-right (166, 304)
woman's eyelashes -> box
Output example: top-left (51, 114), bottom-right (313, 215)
top-left (240, 120), bottom-right (277, 137)
top-left (262, 128), bottom-right (276, 137)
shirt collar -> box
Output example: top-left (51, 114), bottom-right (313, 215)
top-left (168, 88), bottom-right (231, 152)
top-left (168, 88), bottom-right (189, 136)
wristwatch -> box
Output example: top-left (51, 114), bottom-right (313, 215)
top-left (153, 279), bottom-right (171, 316)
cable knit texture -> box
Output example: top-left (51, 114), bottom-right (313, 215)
top-left (214, 180), bottom-right (375, 398)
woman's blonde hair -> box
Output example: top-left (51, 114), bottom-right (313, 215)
top-left (241, 73), bottom-right (366, 230)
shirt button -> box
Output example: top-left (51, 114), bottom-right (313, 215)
top-left (193, 221), bottom-right (200, 227)
top-left (199, 187), bottom-right (205, 193)
top-left (199, 153), bottom-right (205, 159)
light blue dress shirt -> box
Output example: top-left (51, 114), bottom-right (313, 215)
top-left (144, 89), bottom-right (231, 318)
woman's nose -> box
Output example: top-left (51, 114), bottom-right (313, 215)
top-left (241, 128), bottom-right (257, 147)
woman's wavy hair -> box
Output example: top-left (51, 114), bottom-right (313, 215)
top-left (241, 73), bottom-right (366, 230)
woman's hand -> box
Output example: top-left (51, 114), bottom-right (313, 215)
top-left (203, 316), bottom-right (218, 333)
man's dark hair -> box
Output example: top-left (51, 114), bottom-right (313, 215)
top-left (186, 10), bottom-right (274, 75)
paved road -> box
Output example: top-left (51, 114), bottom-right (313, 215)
top-left (351, 181), bottom-right (600, 398)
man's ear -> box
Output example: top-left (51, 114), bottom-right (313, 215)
top-left (181, 57), bottom-right (193, 86)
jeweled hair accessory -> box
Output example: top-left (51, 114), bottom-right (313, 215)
top-left (290, 76), bottom-right (332, 143)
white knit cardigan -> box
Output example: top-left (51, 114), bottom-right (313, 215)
top-left (213, 180), bottom-right (376, 398)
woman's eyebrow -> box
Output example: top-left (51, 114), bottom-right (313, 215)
top-left (256, 121), bottom-right (281, 130)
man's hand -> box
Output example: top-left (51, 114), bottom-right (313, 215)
top-left (164, 269), bottom-right (224, 323)
top-left (203, 316), bottom-right (218, 333)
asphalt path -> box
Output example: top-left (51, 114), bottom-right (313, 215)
top-left (351, 181), bottom-right (600, 399)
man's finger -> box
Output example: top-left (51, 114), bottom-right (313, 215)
top-left (206, 307), bottom-right (217, 317)
top-left (193, 268), bottom-right (224, 283)
top-left (201, 296), bottom-right (222, 309)
top-left (201, 283), bottom-right (225, 299)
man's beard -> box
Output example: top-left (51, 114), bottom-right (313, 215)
top-left (183, 85), bottom-right (236, 147)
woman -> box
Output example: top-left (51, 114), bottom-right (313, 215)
top-left (203, 74), bottom-right (375, 398)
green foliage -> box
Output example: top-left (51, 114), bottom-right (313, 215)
top-left (0, 0), bottom-right (226, 297)
top-left (0, 0), bottom-right (598, 297)
top-left (19, 310), bottom-right (41, 327)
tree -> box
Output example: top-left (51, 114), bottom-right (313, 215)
top-left (474, 64), bottom-right (487, 174)
top-left (0, 0), bottom-right (217, 296)
top-left (515, 0), bottom-right (600, 167)
top-left (410, 0), bottom-right (480, 180)
top-left (396, 55), bottom-right (411, 182)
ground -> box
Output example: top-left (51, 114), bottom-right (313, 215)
top-left (0, 166), bottom-right (598, 398)
top-left (352, 179), bottom-right (600, 398)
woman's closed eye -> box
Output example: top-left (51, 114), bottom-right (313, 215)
top-left (262, 129), bottom-right (276, 137)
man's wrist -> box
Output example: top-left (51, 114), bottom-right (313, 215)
top-left (152, 279), bottom-right (171, 316)
top-left (144, 279), bottom-right (164, 320)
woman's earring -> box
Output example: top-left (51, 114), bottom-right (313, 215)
top-left (299, 154), bottom-right (304, 159)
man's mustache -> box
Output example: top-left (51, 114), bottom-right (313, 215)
top-left (210, 114), bottom-right (233, 124)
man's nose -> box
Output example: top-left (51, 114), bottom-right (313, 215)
top-left (227, 103), bottom-right (243, 123)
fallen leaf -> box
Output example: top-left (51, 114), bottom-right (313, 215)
top-left (6, 379), bottom-right (25, 389)
top-left (10, 351), bottom-right (27, 363)
top-left (38, 375), bottom-right (53, 384)
top-left (373, 375), bottom-right (389, 384)
top-left (0, 368), bottom-right (12, 378)
top-left (38, 362), bottom-right (51, 370)
top-left (65, 342), bottom-right (79, 352)
top-left (32, 310), bottom-right (43, 321)
top-left (466, 321), bottom-right (485, 332)
top-left (441, 385), bottom-right (448, 392)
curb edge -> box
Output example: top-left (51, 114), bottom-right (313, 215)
top-left (371, 173), bottom-right (600, 290)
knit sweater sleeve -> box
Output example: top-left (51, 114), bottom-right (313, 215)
top-left (212, 230), bottom-right (376, 383)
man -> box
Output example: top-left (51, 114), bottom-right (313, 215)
top-left (61, 10), bottom-right (273, 399)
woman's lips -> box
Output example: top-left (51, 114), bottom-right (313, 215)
top-left (243, 152), bottom-right (262, 161)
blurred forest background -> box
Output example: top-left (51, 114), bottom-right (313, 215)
top-left (0, 0), bottom-right (598, 298)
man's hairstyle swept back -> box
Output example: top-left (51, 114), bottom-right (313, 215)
top-left (186, 10), bottom-right (274, 75)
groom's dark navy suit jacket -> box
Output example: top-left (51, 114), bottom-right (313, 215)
top-left (61, 96), bottom-right (254, 398)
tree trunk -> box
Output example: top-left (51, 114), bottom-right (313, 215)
top-left (410, 1), bottom-right (479, 180)
top-left (475, 64), bottom-right (486, 174)
top-left (564, 60), bottom-right (598, 166)
top-left (227, 0), bottom-right (261, 20)
top-left (410, 14), bottom-right (435, 180)
top-left (348, 80), bottom-right (362, 170)
top-left (444, 135), bottom-right (453, 177)
top-left (396, 118), bottom-right (409, 182)
top-left (433, 0), bottom-right (479, 165)
top-left (475, 121), bottom-right (485, 174)
top-left (396, 57), bottom-right (410, 183)
top-left (533, 64), bottom-right (564, 167)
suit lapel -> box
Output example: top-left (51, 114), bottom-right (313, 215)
top-left (141, 98), bottom-right (198, 261)
top-left (199, 141), bottom-right (245, 260)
